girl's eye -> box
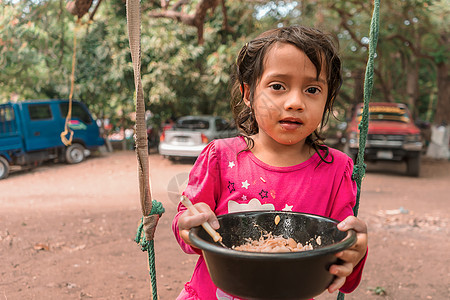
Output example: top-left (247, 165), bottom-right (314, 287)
top-left (306, 87), bottom-right (321, 94)
top-left (270, 84), bottom-right (285, 91)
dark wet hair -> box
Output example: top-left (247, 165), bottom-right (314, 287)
top-left (230, 25), bottom-right (342, 163)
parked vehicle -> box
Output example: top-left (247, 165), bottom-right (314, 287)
top-left (0, 99), bottom-right (105, 179)
top-left (147, 125), bottom-right (159, 151)
top-left (345, 102), bottom-right (423, 177)
top-left (158, 115), bottom-right (238, 159)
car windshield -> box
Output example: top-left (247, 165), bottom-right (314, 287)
top-left (358, 106), bottom-right (410, 123)
top-left (175, 119), bottom-right (210, 130)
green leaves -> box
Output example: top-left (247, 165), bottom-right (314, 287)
top-left (1, 0), bottom-right (446, 125)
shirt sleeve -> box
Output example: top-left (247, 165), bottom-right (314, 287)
top-left (172, 141), bottom-right (220, 255)
top-left (330, 156), bottom-right (368, 294)
top-left (329, 156), bottom-right (357, 222)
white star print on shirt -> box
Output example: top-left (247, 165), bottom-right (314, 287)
top-left (241, 180), bottom-right (250, 189)
top-left (282, 204), bottom-right (293, 211)
top-left (228, 161), bottom-right (235, 168)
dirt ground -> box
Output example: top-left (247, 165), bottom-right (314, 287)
top-left (1, 150), bottom-right (449, 300)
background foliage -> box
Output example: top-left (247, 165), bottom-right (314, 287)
top-left (1, 0), bottom-right (448, 131)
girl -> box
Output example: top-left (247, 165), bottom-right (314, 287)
top-left (173, 25), bottom-right (368, 300)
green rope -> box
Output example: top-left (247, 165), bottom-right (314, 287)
top-left (339, 1), bottom-right (380, 299)
top-left (135, 200), bottom-right (165, 300)
top-left (352, 0), bottom-right (380, 216)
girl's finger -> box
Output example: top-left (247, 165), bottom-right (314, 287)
top-left (329, 261), bottom-right (353, 278)
top-left (337, 216), bottom-right (367, 233)
top-left (194, 203), bottom-right (220, 229)
top-left (179, 229), bottom-right (192, 246)
top-left (335, 249), bottom-right (359, 265)
top-left (328, 275), bottom-right (346, 293)
top-left (178, 210), bottom-right (208, 231)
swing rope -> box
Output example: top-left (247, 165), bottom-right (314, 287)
top-left (60, 15), bottom-right (94, 146)
top-left (126, 0), bottom-right (165, 299)
top-left (338, 1), bottom-right (380, 299)
top-left (60, 18), bottom-right (80, 146)
top-left (135, 201), bottom-right (165, 300)
top-left (351, 0), bottom-right (380, 217)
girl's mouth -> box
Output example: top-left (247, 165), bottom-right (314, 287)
top-left (279, 118), bottom-right (303, 130)
top-left (279, 120), bottom-right (302, 125)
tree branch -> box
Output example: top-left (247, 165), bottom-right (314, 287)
top-left (148, 10), bottom-right (195, 26)
top-left (385, 34), bottom-right (435, 61)
top-left (147, 0), bottom-right (221, 44)
top-left (173, 0), bottom-right (189, 11)
top-left (220, 0), bottom-right (233, 32)
top-left (329, 4), bottom-right (365, 47)
top-left (89, 0), bottom-right (103, 21)
top-left (66, 0), bottom-right (93, 19)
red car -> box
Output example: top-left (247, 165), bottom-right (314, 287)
top-left (345, 102), bottom-right (423, 177)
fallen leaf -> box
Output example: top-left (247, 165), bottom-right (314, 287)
top-left (34, 243), bottom-right (50, 251)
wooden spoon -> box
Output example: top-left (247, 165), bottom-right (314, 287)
top-left (180, 195), bottom-right (228, 248)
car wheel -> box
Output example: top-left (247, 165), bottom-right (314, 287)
top-left (65, 143), bottom-right (86, 164)
top-left (0, 156), bottom-right (10, 180)
top-left (406, 154), bottom-right (421, 177)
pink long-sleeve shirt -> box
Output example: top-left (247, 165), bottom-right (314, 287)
top-left (173, 136), bottom-right (366, 299)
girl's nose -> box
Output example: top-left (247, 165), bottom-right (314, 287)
top-left (283, 92), bottom-right (305, 111)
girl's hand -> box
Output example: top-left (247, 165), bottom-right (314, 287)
top-left (178, 202), bottom-right (220, 247)
top-left (328, 216), bottom-right (368, 293)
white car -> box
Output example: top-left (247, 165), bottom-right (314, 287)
top-left (158, 115), bottom-right (238, 159)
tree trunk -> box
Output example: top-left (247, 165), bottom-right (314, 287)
top-left (426, 124), bottom-right (450, 160)
top-left (349, 69), bottom-right (364, 119)
top-left (434, 62), bottom-right (450, 125)
top-left (315, 2), bottom-right (324, 27)
top-left (406, 57), bottom-right (419, 118)
top-left (375, 50), bottom-right (395, 103)
top-left (352, 69), bottom-right (364, 103)
top-left (385, 53), bottom-right (396, 102)
top-left (426, 62), bottom-right (450, 160)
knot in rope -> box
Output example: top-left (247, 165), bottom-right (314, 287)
top-left (150, 199), bottom-right (165, 216)
top-left (351, 163), bottom-right (367, 182)
top-left (134, 200), bottom-right (164, 300)
top-left (135, 200), bottom-right (165, 251)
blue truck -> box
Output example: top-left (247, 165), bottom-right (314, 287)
top-left (0, 99), bottom-right (105, 179)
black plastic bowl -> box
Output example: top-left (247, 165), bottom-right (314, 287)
top-left (189, 211), bottom-right (356, 300)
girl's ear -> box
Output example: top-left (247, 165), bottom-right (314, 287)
top-left (240, 83), bottom-right (251, 108)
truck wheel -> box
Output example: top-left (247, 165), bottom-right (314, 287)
top-left (65, 143), bottom-right (86, 164)
top-left (406, 155), bottom-right (421, 177)
top-left (0, 156), bottom-right (10, 180)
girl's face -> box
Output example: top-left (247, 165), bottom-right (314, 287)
top-left (244, 42), bottom-right (328, 149)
